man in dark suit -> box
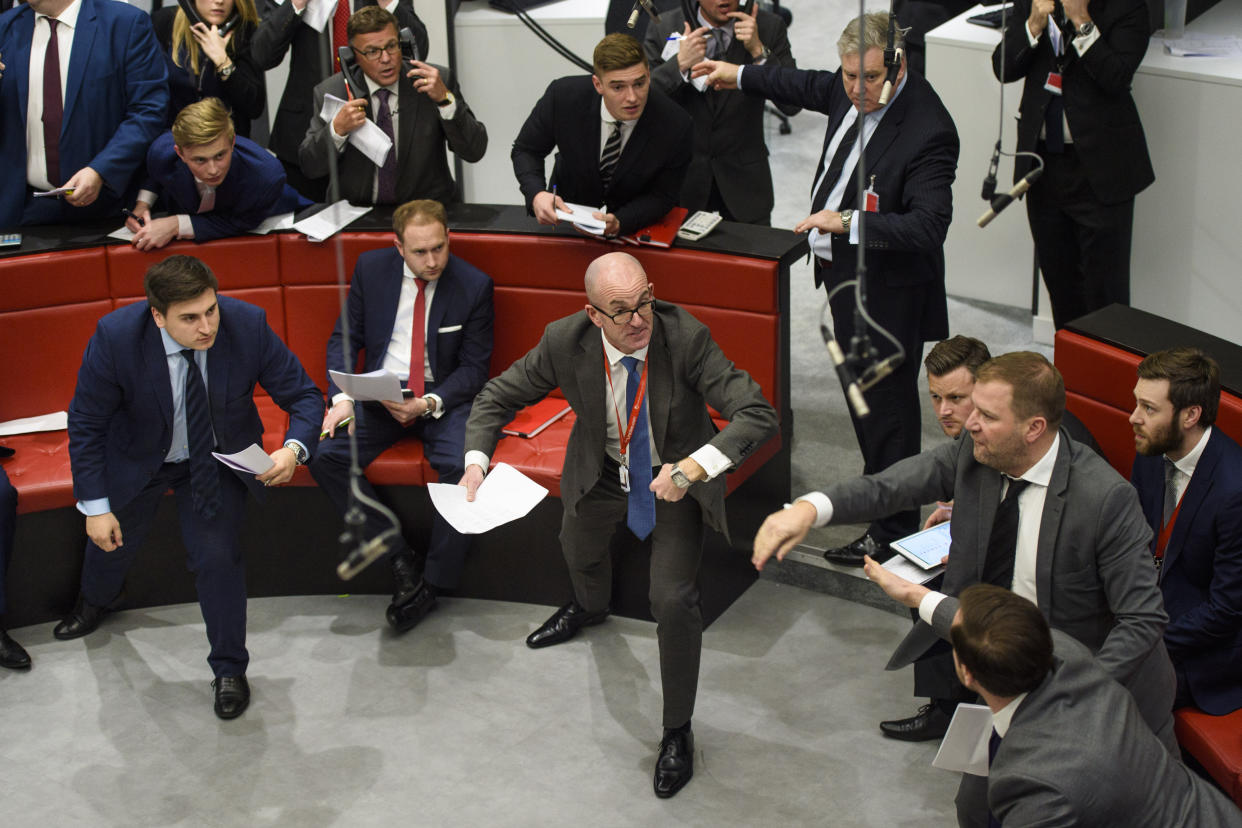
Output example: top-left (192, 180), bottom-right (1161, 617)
top-left (312, 199), bottom-right (493, 632)
top-left (754, 352), bottom-right (1175, 826)
top-left (57, 255), bottom-right (323, 719)
top-left (251, 0), bottom-right (427, 201)
top-left (462, 252), bottom-right (776, 798)
top-left (0, 465), bottom-right (30, 669)
top-left (1130, 347), bottom-right (1242, 716)
top-left (0, 0), bottom-right (168, 229)
top-left (993, 0), bottom-right (1152, 329)
top-left (511, 33), bottom-right (693, 238)
top-left (696, 12), bottom-right (958, 562)
top-left (299, 6), bottom-right (486, 207)
top-left (873, 582), bottom-right (1240, 827)
top-left (124, 98), bottom-right (310, 250)
top-left (642, 0), bottom-right (798, 225)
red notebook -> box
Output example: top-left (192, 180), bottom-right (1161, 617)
top-left (502, 398), bottom-right (572, 438)
top-left (620, 207), bottom-right (689, 248)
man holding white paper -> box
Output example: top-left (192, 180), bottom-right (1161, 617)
top-left (311, 199), bottom-right (493, 634)
top-left (297, 6), bottom-right (486, 207)
top-left (59, 255), bottom-right (322, 719)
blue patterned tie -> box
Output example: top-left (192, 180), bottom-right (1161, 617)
top-left (621, 356), bottom-right (655, 540)
top-left (181, 350), bottom-right (220, 519)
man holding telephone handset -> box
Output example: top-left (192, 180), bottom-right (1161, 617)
top-left (298, 6), bottom-right (487, 206)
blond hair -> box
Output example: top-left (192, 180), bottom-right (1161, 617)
top-left (172, 98), bottom-right (235, 148)
top-left (170, 0), bottom-right (260, 77)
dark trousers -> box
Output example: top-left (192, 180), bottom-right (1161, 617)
top-left (0, 467), bottom-right (14, 617)
top-left (1026, 144), bottom-right (1135, 330)
top-left (280, 158), bottom-right (327, 204)
top-left (80, 462), bottom-right (250, 677)
top-left (825, 271), bottom-right (924, 543)
top-left (560, 459), bottom-right (705, 729)
top-left (309, 395), bottom-right (470, 590)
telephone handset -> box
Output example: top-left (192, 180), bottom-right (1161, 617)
top-left (338, 27), bottom-right (424, 99)
top-left (178, 0), bottom-right (241, 37)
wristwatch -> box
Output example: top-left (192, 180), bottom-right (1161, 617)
top-left (839, 209), bottom-right (854, 235)
top-left (1076, 21), bottom-right (1095, 36)
top-left (420, 396), bottom-right (438, 418)
top-left (284, 440), bottom-right (307, 465)
top-left (436, 91), bottom-right (455, 108)
top-left (217, 61), bottom-right (236, 81)
top-left (670, 464), bottom-right (692, 490)
top-left (757, 45), bottom-right (771, 62)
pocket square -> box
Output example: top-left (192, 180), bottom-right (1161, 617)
top-left (437, 324), bottom-right (463, 333)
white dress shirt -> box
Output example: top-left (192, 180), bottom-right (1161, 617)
top-left (26, 0), bottom-right (82, 190)
top-left (1167, 426), bottom-right (1212, 505)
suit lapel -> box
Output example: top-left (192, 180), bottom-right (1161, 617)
top-left (976, 468), bottom-right (1003, 583)
top-left (425, 258), bottom-right (456, 375)
top-left (1035, 436), bottom-right (1072, 614)
top-left (647, 312), bottom-right (672, 452)
top-left (62, 0), bottom-right (97, 129)
top-left (840, 82), bottom-right (908, 208)
top-left (572, 322), bottom-right (607, 446)
top-left (396, 80), bottom-right (418, 191)
top-left (813, 97), bottom-right (855, 198)
top-left (10, 10), bottom-right (35, 124)
top-left (372, 254), bottom-right (404, 370)
top-left (1165, 431), bottom-right (1221, 573)
top-left (206, 307), bottom-right (232, 436)
top-left (610, 111), bottom-right (650, 194)
top-left (143, 313), bottom-right (174, 435)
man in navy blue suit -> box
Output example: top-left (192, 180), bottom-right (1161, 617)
top-left (0, 0), bottom-right (168, 229)
top-left (1131, 347), bottom-right (1242, 716)
top-left (695, 11), bottom-right (959, 565)
top-left (0, 465), bottom-right (30, 670)
top-left (58, 255), bottom-right (323, 719)
top-left (125, 98), bottom-right (310, 250)
top-left (311, 199), bottom-right (493, 632)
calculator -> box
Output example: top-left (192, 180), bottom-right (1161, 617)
top-left (676, 211), bottom-right (722, 241)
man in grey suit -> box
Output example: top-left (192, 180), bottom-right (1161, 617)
top-left (872, 582), bottom-right (1240, 827)
top-left (462, 251), bottom-right (776, 799)
top-left (642, 0), bottom-right (799, 225)
top-left (299, 6), bottom-right (486, 206)
top-left (754, 352), bottom-right (1175, 825)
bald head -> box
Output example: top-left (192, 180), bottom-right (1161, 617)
top-left (583, 252), bottom-right (655, 354)
top-left (584, 252), bottom-right (646, 303)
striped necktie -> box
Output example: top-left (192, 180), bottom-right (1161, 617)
top-left (600, 122), bottom-right (622, 191)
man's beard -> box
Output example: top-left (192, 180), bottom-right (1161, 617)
top-left (1137, 417), bottom-right (1182, 457)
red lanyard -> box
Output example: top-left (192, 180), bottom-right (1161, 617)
top-left (1155, 495), bottom-right (1185, 560)
top-left (603, 344), bottom-right (647, 466)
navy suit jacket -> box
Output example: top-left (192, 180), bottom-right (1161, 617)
top-left (740, 64), bottom-right (957, 341)
top-left (511, 75), bottom-right (693, 237)
top-left (325, 248), bottom-right (494, 416)
top-left (0, 0), bottom-right (169, 228)
top-left (68, 296), bottom-right (323, 512)
top-left (1133, 428), bottom-right (1242, 715)
top-left (143, 132), bottom-right (311, 242)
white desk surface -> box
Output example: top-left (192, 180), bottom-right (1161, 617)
top-left (456, 0), bottom-right (607, 26)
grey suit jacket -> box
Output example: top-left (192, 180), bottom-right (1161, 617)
top-left (298, 67), bottom-right (487, 205)
top-left (931, 607), bottom-right (1239, 827)
top-left (828, 430), bottom-right (1175, 741)
top-left (464, 301), bottom-right (776, 537)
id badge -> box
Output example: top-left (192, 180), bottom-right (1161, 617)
top-left (1044, 72), bottom-right (1063, 95)
top-left (618, 461), bottom-right (631, 493)
top-left (864, 174), bottom-right (880, 212)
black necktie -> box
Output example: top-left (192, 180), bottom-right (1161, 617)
top-left (599, 122), bottom-right (622, 191)
top-left (375, 88), bottom-right (398, 204)
top-left (181, 350), bottom-right (220, 519)
top-left (982, 477), bottom-right (1031, 589)
top-left (811, 116), bottom-right (860, 214)
top-left (43, 17), bottom-right (64, 187)
top-left (987, 727), bottom-right (1002, 828)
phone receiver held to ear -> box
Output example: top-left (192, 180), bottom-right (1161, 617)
top-left (337, 46), bottom-right (370, 100)
top-left (177, 0), bottom-right (241, 37)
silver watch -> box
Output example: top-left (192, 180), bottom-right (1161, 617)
top-left (1077, 21), bottom-right (1095, 36)
top-left (284, 440), bottom-right (307, 465)
top-left (670, 464), bottom-right (691, 490)
top-left (839, 209), bottom-right (854, 235)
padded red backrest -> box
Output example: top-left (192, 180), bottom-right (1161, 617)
top-left (491, 287), bottom-right (588, 377)
top-left (681, 303), bottom-right (779, 410)
top-left (278, 233), bottom-right (382, 285)
top-left (106, 237), bottom-right (281, 307)
top-left (0, 301), bottom-right (111, 421)
top-left (0, 249), bottom-right (109, 312)
top-left (284, 284), bottom-right (349, 391)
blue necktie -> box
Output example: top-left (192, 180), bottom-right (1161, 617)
top-left (621, 356), bottom-right (655, 540)
top-left (181, 350), bottom-right (220, 519)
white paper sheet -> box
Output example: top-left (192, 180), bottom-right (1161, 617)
top-left (328, 369), bottom-right (405, 403)
top-left (661, 33), bottom-right (709, 92)
top-left (293, 200), bottom-right (372, 242)
top-left (555, 202), bottom-right (607, 233)
top-left (1161, 34), bottom-right (1242, 58)
top-left (427, 462), bottom-right (549, 535)
top-left (249, 212), bottom-right (297, 235)
top-left (302, 0), bottom-right (335, 33)
top-left (0, 411), bottom-right (68, 436)
top-left (211, 443), bottom-right (275, 475)
top-left (932, 703), bottom-right (993, 777)
top-left (318, 94), bottom-right (394, 168)
top-left (108, 225), bottom-right (135, 241)
top-left (33, 186), bottom-right (75, 198)
top-left (882, 552), bottom-right (944, 585)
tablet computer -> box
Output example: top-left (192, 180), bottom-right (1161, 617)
top-left (890, 521), bottom-right (952, 570)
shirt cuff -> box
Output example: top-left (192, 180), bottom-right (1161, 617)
top-left (795, 491), bottom-right (833, 527)
top-left (1072, 26), bottom-right (1100, 54)
top-left (735, 64), bottom-right (746, 89)
top-left (137, 189), bottom-right (158, 208)
top-left (1026, 20), bottom-right (1042, 47)
top-left (331, 392), bottom-right (355, 408)
top-left (437, 98), bottom-right (458, 120)
top-left (425, 392), bottom-right (445, 419)
top-left (918, 590), bottom-right (948, 626)
top-left (78, 497), bottom-right (111, 516)
top-left (464, 449), bottom-right (490, 474)
top-left (383, 0), bottom-right (399, 10)
top-left (688, 444), bottom-right (731, 481)
top-left (293, 2), bottom-right (304, 15)
top-left (848, 214), bottom-right (860, 246)
top-left (177, 214), bottom-right (194, 239)
top-left (330, 123), bottom-right (350, 149)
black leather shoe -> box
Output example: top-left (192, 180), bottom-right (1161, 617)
top-left (880, 703), bottom-right (951, 742)
top-left (53, 595), bottom-right (108, 641)
top-left (390, 552), bottom-right (420, 603)
top-left (525, 601), bottom-right (608, 649)
top-left (653, 727), bottom-right (694, 798)
top-left (0, 629), bottom-right (31, 670)
top-left (823, 533), bottom-right (891, 567)
top-left (212, 675), bottom-right (250, 720)
top-left (386, 579), bottom-right (438, 634)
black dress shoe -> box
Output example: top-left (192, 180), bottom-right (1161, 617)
top-left (0, 629), bottom-right (31, 670)
top-left (213, 675), bottom-right (250, 720)
top-left (823, 533), bottom-right (891, 567)
top-left (880, 703), bottom-right (951, 742)
top-left (525, 601), bottom-right (608, 649)
top-left (386, 579), bottom-right (438, 633)
top-left (653, 727), bottom-right (694, 798)
top-left (53, 596), bottom-right (108, 641)
top-left (390, 552), bottom-right (420, 603)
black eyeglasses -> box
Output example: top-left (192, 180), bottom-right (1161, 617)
top-left (355, 41), bottom-right (400, 60)
top-left (591, 295), bottom-right (655, 325)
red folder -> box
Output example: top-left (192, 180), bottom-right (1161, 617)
top-left (502, 398), bottom-right (572, 438)
top-left (620, 207), bottom-right (689, 248)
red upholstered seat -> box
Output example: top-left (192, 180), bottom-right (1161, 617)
top-left (106, 237), bottom-right (281, 298)
top-left (1, 431), bottom-right (75, 514)
top-left (1174, 707), bottom-right (1242, 806)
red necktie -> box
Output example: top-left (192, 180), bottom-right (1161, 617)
top-left (332, 0), bottom-right (350, 62)
top-left (43, 17), bottom-right (64, 187)
top-left (407, 278), bottom-right (427, 397)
